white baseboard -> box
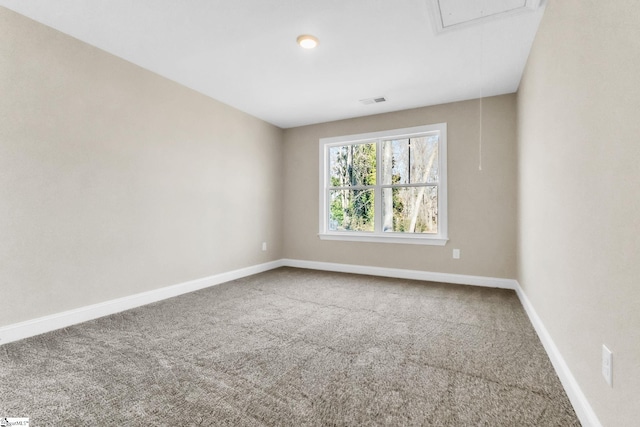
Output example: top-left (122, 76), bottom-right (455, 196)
top-left (0, 257), bottom-right (601, 427)
top-left (0, 259), bottom-right (511, 346)
top-left (281, 258), bottom-right (518, 289)
top-left (0, 260), bottom-right (284, 346)
top-left (513, 282), bottom-right (602, 427)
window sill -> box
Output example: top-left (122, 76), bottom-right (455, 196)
top-left (318, 233), bottom-right (448, 246)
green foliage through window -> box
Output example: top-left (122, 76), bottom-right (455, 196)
top-left (327, 135), bottom-right (439, 234)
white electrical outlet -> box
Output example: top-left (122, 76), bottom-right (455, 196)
top-left (453, 249), bottom-right (460, 259)
top-left (262, 242), bottom-right (267, 251)
top-left (602, 344), bottom-right (613, 386)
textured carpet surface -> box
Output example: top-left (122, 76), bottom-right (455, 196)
top-left (0, 267), bottom-right (580, 426)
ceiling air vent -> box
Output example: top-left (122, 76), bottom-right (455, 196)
top-left (360, 96), bottom-right (387, 105)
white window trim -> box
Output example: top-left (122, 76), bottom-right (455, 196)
top-left (318, 123), bottom-right (448, 245)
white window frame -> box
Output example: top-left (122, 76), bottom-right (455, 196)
top-left (319, 123), bottom-right (448, 245)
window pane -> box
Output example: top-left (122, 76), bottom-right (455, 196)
top-left (329, 146), bottom-right (348, 187)
top-left (381, 186), bottom-right (438, 233)
top-left (410, 136), bottom-right (439, 184)
top-left (329, 189), bottom-right (375, 232)
top-left (381, 138), bottom-right (409, 185)
top-left (329, 143), bottom-right (376, 187)
top-left (381, 136), bottom-right (439, 186)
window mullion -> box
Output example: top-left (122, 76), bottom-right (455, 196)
top-left (329, 185), bottom-right (372, 191)
top-left (379, 183), bottom-right (438, 189)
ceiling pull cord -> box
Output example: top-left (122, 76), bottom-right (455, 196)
top-left (479, 98), bottom-right (483, 172)
top-left (478, 14), bottom-right (484, 172)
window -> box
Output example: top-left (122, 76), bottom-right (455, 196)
top-left (319, 123), bottom-right (447, 245)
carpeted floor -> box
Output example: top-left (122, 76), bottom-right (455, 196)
top-left (0, 267), bottom-right (580, 426)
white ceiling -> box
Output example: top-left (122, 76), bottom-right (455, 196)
top-left (0, 0), bottom-right (546, 128)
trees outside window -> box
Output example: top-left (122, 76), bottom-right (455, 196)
top-left (319, 124), bottom-right (447, 245)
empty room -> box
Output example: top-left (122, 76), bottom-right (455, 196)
top-left (0, 1), bottom-right (638, 426)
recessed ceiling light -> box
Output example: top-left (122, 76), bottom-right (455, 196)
top-left (297, 34), bottom-right (319, 49)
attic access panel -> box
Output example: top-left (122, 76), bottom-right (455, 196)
top-left (431, 0), bottom-right (541, 31)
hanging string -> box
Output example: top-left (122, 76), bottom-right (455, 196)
top-left (478, 15), bottom-right (484, 172)
top-left (479, 97), bottom-right (483, 171)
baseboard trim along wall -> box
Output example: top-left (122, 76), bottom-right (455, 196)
top-left (0, 258), bottom-right (599, 427)
top-left (281, 258), bottom-right (519, 289)
top-left (0, 260), bottom-right (284, 346)
top-left (513, 283), bottom-right (603, 427)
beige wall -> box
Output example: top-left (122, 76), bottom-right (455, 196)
top-left (0, 8), bottom-right (283, 327)
top-left (517, 1), bottom-right (640, 425)
top-left (283, 95), bottom-right (517, 279)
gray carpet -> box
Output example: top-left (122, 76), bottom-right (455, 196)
top-left (0, 267), bottom-right (580, 426)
